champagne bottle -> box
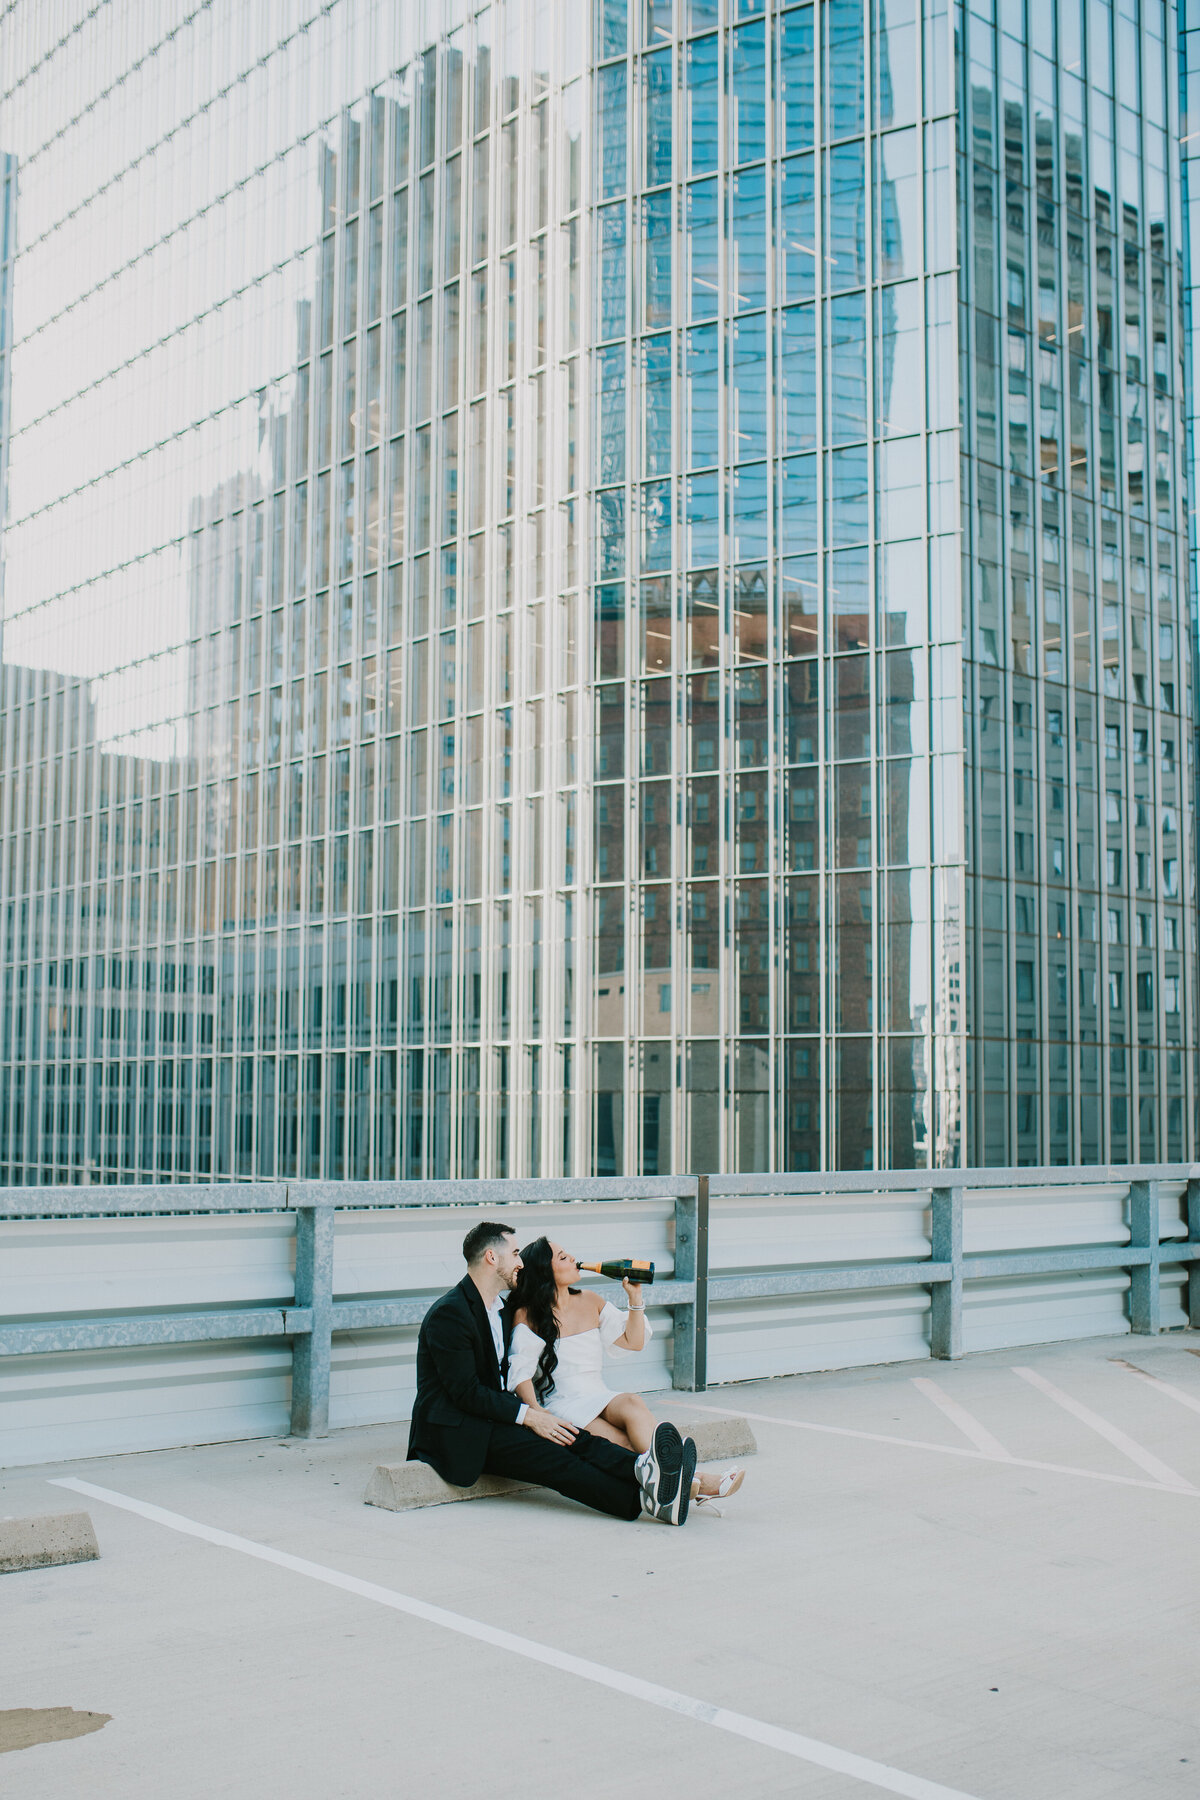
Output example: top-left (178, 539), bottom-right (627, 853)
top-left (576, 1257), bottom-right (656, 1286)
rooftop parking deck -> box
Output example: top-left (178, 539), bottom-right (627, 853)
top-left (4, 1328), bottom-right (1200, 1799)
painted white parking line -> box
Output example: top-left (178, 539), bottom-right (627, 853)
top-left (1111, 1358), bottom-right (1200, 1418)
top-left (910, 1379), bottom-right (1012, 1460)
top-left (52, 1478), bottom-right (982, 1800)
top-left (1011, 1367), bottom-right (1195, 1492)
top-left (679, 1400), bottom-right (1199, 1497)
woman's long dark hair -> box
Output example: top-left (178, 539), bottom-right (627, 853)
top-left (505, 1237), bottom-right (578, 1404)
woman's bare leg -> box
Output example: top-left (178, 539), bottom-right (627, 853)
top-left (599, 1393), bottom-right (656, 1454)
top-left (583, 1413), bottom-right (633, 1448)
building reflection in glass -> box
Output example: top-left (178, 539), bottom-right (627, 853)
top-left (0, 2), bottom-right (1194, 1182)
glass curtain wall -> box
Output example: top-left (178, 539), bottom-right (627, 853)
top-left (0, 2), bottom-right (597, 1184)
top-left (585, 0), bottom-right (964, 1172)
top-left (0, 0), bottom-right (1195, 1183)
top-left (960, 0), bottom-right (1196, 1164)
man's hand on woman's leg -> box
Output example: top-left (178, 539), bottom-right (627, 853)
top-left (522, 1404), bottom-right (578, 1447)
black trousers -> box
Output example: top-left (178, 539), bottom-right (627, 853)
top-left (482, 1424), bottom-right (643, 1521)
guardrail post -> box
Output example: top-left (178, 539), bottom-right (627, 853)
top-left (1187, 1179), bottom-right (1200, 1330)
top-left (672, 1176), bottom-right (709, 1392)
top-left (290, 1201), bottom-right (334, 1436)
top-left (1128, 1180), bottom-right (1159, 1336)
top-left (929, 1186), bottom-right (962, 1360)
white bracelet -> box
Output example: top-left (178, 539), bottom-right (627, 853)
top-left (627, 1303), bottom-right (645, 1312)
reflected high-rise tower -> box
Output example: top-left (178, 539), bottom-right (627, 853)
top-left (0, 1), bottom-right (1196, 1182)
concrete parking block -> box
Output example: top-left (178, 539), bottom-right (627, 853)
top-left (0, 1512), bottom-right (99, 1574)
top-left (674, 1411), bottom-right (757, 1461)
top-left (364, 1463), bottom-right (537, 1511)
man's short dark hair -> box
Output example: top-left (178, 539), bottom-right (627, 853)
top-left (462, 1221), bottom-right (515, 1266)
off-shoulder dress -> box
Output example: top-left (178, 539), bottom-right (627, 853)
top-left (506, 1302), bottom-right (653, 1428)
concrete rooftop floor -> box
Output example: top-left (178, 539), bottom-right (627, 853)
top-left (3, 1329), bottom-right (1200, 1800)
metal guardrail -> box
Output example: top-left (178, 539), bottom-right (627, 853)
top-left (2, 1166), bottom-right (1199, 1437)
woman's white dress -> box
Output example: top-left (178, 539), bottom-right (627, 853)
top-left (506, 1302), bottom-right (652, 1428)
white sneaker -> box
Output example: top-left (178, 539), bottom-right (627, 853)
top-left (637, 1422), bottom-right (693, 1525)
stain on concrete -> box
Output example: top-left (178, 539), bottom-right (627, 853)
top-left (0, 1709), bottom-right (111, 1754)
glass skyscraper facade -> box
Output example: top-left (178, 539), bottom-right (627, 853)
top-left (0, 0), bottom-right (1195, 1183)
top-left (962, 0), bottom-right (1193, 1167)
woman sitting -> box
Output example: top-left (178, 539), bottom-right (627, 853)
top-left (505, 1237), bottom-right (744, 1507)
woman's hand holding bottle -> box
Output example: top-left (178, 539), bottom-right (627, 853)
top-left (619, 1276), bottom-right (647, 1350)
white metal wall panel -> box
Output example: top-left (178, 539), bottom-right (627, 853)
top-left (0, 1215), bottom-right (297, 1465)
top-left (961, 1269), bottom-right (1188, 1354)
top-left (704, 1193), bottom-right (932, 1379)
top-left (709, 1193), bottom-right (931, 1272)
top-left (329, 1329), bottom-right (419, 1434)
top-left (0, 1341), bottom-right (292, 1467)
top-left (962, 1185), bottom-right (1131, 1252)
top-left (707, 1290), bottom-right (931, 1382)
top-left (700, 1187), bottom-right (1192, 1384)
top-left (0, 1214), bottom-right (295, 1317)
top-left (961, 1182), bottom-right (1188, 1253)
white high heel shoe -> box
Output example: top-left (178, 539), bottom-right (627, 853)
top-left (690, 1466), bottom-right (746, 1512)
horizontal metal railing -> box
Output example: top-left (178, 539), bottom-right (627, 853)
top-left (2, 1166), bottom-right (1199, 1438)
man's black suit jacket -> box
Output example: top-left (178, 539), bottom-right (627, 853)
top-left (407, 1274), bottom-right (522, 1487)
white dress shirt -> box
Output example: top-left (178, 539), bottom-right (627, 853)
top-left (486, 1292), bottom-right (527, 1424)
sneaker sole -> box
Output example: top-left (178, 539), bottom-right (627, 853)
top-left (671, 1437), bottom-right (699, 1526)
top-left (640, 1421), bottom-right (684, 1514)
